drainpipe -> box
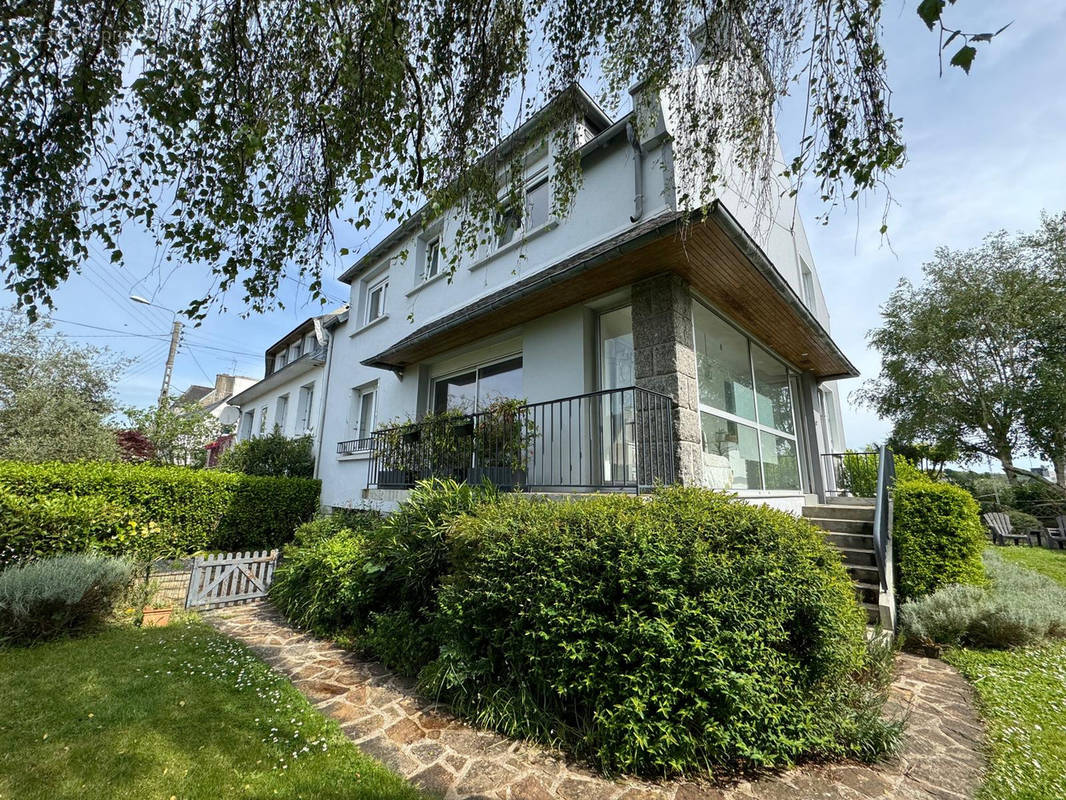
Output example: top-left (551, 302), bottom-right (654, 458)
top-left (626, 120), bottom-right (644, 223)
top-left (311, 330), bottom-right (336, 488)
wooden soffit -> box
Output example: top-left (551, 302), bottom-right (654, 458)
top-left (362, 202), bottom-right (858, 380)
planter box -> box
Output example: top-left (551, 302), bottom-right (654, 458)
top-left (141, 607), bottom-right (173, 628)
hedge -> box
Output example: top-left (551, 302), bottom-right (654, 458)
top-left (423, 486), bottom-right (896, 776)
top-left (893, 479), bottom-right (986, 603)
top-left (0, 460), bottom-right (320, 562)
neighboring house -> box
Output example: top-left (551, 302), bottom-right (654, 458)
top-left (176, 373), bottom-right (259, 429)
top-left (305, 81), bottom-right (852, 515)
top-left (228, 309), bottom-right (347, 451)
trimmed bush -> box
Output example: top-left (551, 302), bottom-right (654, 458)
top-left (838, 450), bottom-right (927, 497)
top-left (0, 554), bottom-right (132, 644)
top-left (893, 479), bottom-right (985, 602)
top-left (0, 460), bottom-right (320, 560)
top-left (901, 550), bottom-right (1066, 650)
top-left (269, 479), bottom-right (494, 673)
top-left (424, 486), bottom-right (893, 776)
top-left (217, 431), bottom-right (315, 477)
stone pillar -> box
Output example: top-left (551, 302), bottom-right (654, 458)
top-left (631, 273), bottom-right (703, 486)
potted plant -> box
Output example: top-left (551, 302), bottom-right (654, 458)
top-left (376, 420), bottom-right (423, 487)
top-left (471, 398), bottom-right (536, 489)
top-left (114, 519), bottom-right (180, 627)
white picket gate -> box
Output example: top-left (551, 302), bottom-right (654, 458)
top-left (185, 550), bottom-right (278, 609)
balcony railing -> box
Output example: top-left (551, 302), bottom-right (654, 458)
top-left (340, 386), bottom-right (677, 493)
top-left (821, 450), bottom-right (879, 498)
top-left (336, 437), bottom-right (374, 457)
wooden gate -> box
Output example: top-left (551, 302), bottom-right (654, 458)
top-left (185, 550), bottom-right (278, 609)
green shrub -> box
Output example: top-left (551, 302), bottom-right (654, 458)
top-left (270, 479), bottom-right (494, 673)
top-left (838, 450), bottom-right (927, 497)
top-left (0, 554), bottom-right (132, 644)
top-left (270, 523), bottom-right (375, 633)
top-left (901, 550), bottom-right (1066, 650)
top-left (0, 460), bottom-right (320, 558)
top-left (0, 489), bottom-right (144, 568)
top-left (893, 479), bottom-right (985, 602)
top-left (424, 486), bottom-right (894, 777)
top-left (217, 431), bottom-right (315, 477)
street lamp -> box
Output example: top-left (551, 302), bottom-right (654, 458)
top-left (129, 295), bottom-right (182, 407)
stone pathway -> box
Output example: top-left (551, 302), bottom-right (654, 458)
top-left (205, 603), bottom-right (985, 800)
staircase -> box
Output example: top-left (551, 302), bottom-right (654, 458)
top-left (802, 498), bottom-right (889, 627)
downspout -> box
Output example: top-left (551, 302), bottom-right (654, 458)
top-left (312, 330), bottom-right (336, 486)
top-left (626, 121), bottom-right (644, 223)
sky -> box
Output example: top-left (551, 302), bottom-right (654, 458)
top-left (9, 1), bottom-right (1066, 461)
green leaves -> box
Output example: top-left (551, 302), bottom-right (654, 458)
top-left (917, 0), bottom-right (948, 30)
top-left (949, 44), bottom-right (978, 74)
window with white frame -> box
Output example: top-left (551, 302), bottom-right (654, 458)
top-left (296, 382), bottom-right (315, 432)
top-left (273, 351), bottom-right (286, 373)
top-left (693, 302), bottom-right (801, 492)
top-left (365, 275), bottom-right (388, 325)
top-left (423, 236), bottom-right (441, 282)
top-left (239, 410), bottom-right (255, 440)
top-left (258, 406), bottom-right (269, 434)
top-left (496, 170), bottom-right (550, 249)
top-left (350, 384), bottom-right (377, 446)
top-left (303, 332), bottom-right (317, 355)
top-left (799, 257), bottom-right (817, 309)
top-left (275, 394), bottom-right (289, 433)
top-left (288, 339), bottom-right (302, 361)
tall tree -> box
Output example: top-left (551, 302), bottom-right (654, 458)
top-left (856, 231), bottom-right (1056, 479)
top-left (0, 0), bottom-right (1006, 320)
top-left (0, 312), bottom-right (125, 462)
top-left (1021, 212), bottom-right (1066, 486)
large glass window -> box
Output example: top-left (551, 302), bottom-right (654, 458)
top-left (599, 306), bottom-right (634, 391)
top-left (694, 305), bottom-right (755, 420)
top-left (433, 357), bottom-right (523, 413)
top-left (693, 302), bottom-right (801, 492)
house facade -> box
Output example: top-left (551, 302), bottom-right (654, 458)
top-left (308, 83), bottom-right (851, 514)
top-left (228, 309), bottom-right (346, 450)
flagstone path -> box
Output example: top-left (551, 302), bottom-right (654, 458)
top-left (206, 603), bottom-right (985, 800)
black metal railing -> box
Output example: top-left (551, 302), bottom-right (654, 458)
top-left (872, 444), bottom-right (895, 591)
top-left (360, 386), bottom-right (676, 493)
top-left (821, 450), bottom-right (879, 497)
top-left (336, 437), bottom-right (374, 457)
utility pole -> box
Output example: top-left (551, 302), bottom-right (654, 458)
top-left (159, 318), bottom-right (183, 408)
top-left (129, 295), bottom-right (182, 408)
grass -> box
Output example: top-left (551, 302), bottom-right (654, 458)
top-left (942, 545), bottom-right (1066, 800)
top-left (0, 620), bottom-right (423, 800)
top-left (997, 544), bottom-right (1066, 587)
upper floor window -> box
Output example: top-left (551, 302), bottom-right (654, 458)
top-left (239, 411), bottom-right (254, 440)
top-left (799, 258), bottom-right (816, 309)
top-left (351, 384), bottom-right (377, 445)
top-left (258, 406), bottom-right (269, 434)
top-left (296, 382), bottom-right (315, 432)
top-left (273, 351), bottom-right (286, 373)
top-left (496, 171), bottom-right (550, 249)
top-left (423, 237), bottom-right (441, 281)
top-left (288, 340), bottom-right (302, 362)
top-left (303, 332), bottom-right (317, 354)
top-left (365, 276), bottom-right (388, 325)
top-left (275, 394), bottom-right (289, 432)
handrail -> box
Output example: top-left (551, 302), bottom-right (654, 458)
top-left (871, 444), bottom-right (895, 591)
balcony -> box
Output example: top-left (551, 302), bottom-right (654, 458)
top-left (337, 386), bottom-right (677, 493)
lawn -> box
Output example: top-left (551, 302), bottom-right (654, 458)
top-left (0, 621), bottom-right (423, 800)
top-left (997, 544), bottom-right (1066, 587)
top-left (942, 546), bottom-right (1066, 800)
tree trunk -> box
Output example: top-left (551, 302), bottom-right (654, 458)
top-left (1055, 457), bottom-right (1066, 489)
top-left (999, 447), bottom-right (1017, 484)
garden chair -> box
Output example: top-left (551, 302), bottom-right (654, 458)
top-left (983, 512), bottom-right (1032, 546)
top-left (1048, 516), bottom-right (1066, 550)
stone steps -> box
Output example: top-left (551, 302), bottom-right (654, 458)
top-left (803, 502), bottom-right (882, 625)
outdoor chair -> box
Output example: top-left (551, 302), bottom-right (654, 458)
top-left (1049, 516), bottom-right (1066, 550)
top-left (983, 512), bottom-right (1032, 546)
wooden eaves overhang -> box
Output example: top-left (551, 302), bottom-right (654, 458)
top-left (361, 201), bottom-right (859, 381)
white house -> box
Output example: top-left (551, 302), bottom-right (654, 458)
top-left (176, 373), bottom-right (258, 429)
top-left (228, 308), bottom-right (347, 450)
top-left (305, 82), bottom-right (851, 515)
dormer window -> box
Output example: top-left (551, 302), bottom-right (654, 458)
top-left (288, 340), bottom-right (302, 361)
top-left (497, 204), bottom-right (521, 248)
top-left (524, 174), bottom-right (549, 231)
top-left (273, 352), bottom-right (286, 372)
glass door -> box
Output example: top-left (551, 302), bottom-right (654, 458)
top-left (598, 307), bottom-right (635, 485)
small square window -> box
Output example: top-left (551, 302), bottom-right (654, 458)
top-left (365, 277), bottom-right (388, 325)
top-left (424, 237), bottom-right (441, 281)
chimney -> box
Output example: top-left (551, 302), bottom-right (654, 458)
top-left (214, 373), bottom-right (235, 398)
